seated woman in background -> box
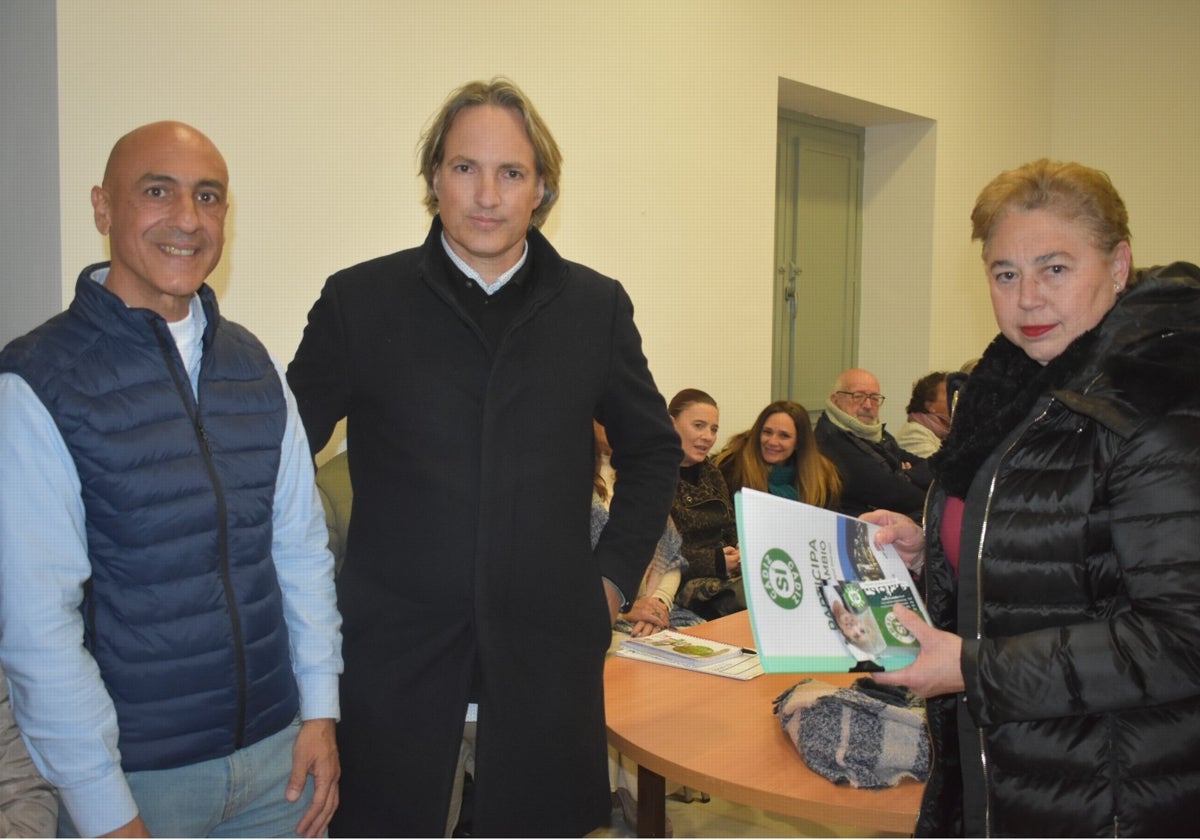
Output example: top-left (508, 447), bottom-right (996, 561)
top-left (895, 371), bottom-right (951, 458)
top-left (715, 399), bottom-right (841, 508)
top-left (665, 389), bottom-right (743, 620)
top-left (592, 421), bottom-right (702, 635)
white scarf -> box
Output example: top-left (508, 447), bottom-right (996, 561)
top-left (823, 397), bottom-right (883, 443)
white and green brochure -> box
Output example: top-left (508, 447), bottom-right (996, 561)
top-left (734, 489), bottom-right (930, 673)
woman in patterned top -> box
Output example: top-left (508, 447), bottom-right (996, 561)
top-left (667, 389), bottom-right (743, 619)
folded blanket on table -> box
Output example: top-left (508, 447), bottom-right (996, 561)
top-left (773, 677), bottom-right (930, 789)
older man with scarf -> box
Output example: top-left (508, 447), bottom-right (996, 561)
top-left (814, 368), bottom-right (931, 522)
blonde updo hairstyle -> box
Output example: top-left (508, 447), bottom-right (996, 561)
top-left (971, 159), bottom-right (1136, 288)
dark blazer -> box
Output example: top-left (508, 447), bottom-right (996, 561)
top-left (287, 218), bottom-right (681, 837)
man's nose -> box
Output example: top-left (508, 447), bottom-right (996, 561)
top-left (477, 175), bottom-right (501, 207)
top-left (169, 194), bottom-right (201, 231)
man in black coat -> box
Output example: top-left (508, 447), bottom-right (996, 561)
top-left (814, 368), bottom-right (930, 521)
top-left (287, 78), bottom-right (681, 837)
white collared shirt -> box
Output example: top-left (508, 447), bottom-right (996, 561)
top-left (440, 233), bottom-right (529, 295)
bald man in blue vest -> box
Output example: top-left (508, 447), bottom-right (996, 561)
top-left (0, 122), bottom-right (342, 838)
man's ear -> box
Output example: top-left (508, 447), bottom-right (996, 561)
top-left (91, 185), bottom-right (112, 235)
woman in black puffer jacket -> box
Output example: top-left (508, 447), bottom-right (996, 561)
top-left (865, 160), bottom-right (1200, 837)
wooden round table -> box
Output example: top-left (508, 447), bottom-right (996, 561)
top-left (604, 611), bottom-right (923, 837)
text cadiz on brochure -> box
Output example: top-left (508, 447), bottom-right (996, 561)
top-left (734, 489), bottom-right (930, 674)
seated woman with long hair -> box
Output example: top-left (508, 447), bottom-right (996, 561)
top-left (715, 400), bottom-right (841, 507)
top-left (666, 389), bottom-right (744, 619)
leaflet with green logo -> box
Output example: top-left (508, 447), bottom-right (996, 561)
top-left (734, 489), bottom-right (930, 673)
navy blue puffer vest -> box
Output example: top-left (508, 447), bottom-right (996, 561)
top-left (0, 264), bottom-right (299, 771)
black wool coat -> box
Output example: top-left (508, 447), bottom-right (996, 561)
top-left (287, 218), bottom-right (681, 837)
top-left (917, 263), bottom-right (1200, 837)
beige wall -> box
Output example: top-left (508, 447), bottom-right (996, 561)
top-left (1051, 1), bottom-right (1200, 269)
top-left (53, 0), bottom-right (1200, 444)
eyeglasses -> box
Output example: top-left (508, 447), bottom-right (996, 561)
top-left (836, 391), bottom-right (886, 406)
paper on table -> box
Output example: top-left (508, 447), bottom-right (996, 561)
top-left (620, 629), bottom-right (743, 665)
top-left (615, 631), bottom-right (764, 680)
top-left (615, 646), bottom-right (764, 680)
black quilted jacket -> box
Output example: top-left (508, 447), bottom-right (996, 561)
top-left (916, 263), bottom-right (1200, 837)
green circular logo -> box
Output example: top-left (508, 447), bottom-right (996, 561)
top-left (760, 548), bottom-right (803, 609)
top-left (885, 610), bottom-right (916, 645)
top-left (843, 582), bottom-right (868, 612)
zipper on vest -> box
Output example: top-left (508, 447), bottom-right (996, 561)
top-left (154, 325), bottom-right (249, 751)
top-left (195, 421), bottom-right (211, 454)
top-left (196, 415), bottom-right (249, 750)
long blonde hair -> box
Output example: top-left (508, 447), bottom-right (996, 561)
top-left (715, 400), bottom-right (841, 508)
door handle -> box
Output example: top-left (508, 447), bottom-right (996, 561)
top-left (780, 262), bottom-right (802, 318)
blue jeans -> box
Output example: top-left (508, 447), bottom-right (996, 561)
top-left (59, 718), bottom-right (314, 838)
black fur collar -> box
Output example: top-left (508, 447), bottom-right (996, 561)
top-left (931, 265), bottom-right (1200, 498)
top-left (930, 330), bottom-right (1097, 498)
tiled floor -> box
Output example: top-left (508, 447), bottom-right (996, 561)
top-left (590, 788), bottom-right (908, 838)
